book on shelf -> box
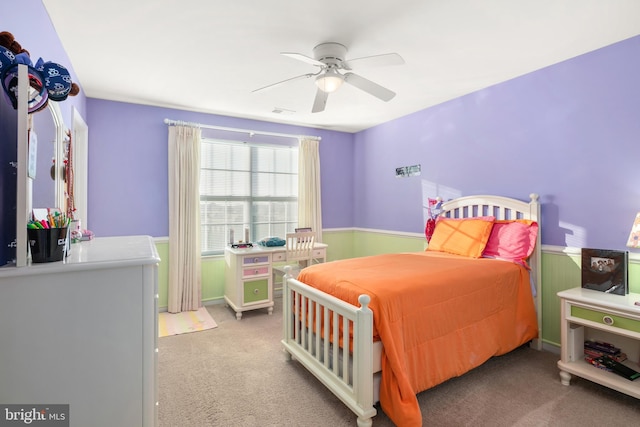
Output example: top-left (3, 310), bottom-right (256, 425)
top-left (587, 355), bottom-right (640, 381)
top-left (584, 340), bottom-right (621, 355)
top-left (584, 348), bottom-right (627, 363)
top-left (584, 341), bottom-right (628, 372)
top-left (581, 248), bottom-right (628, 295)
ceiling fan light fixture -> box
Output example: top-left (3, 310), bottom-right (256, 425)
top-left (315, 69), bottom-right (343, 93)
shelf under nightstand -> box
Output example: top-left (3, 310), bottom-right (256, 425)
top-left (557, 287), bottom-right (640, 399)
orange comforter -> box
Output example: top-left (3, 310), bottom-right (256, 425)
top-left (297, 251), bottom-right (538, 427)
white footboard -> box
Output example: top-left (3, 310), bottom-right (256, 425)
top-left (281, 268), bottom-right (377, 427)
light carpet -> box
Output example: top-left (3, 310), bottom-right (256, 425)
top-left (158, 307), bottom-right (218, 337)
top-left (158, 300), bottom-right (640, 426)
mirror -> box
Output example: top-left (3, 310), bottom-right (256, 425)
top-left (71, 107), bottom-right (88, 230)
top-left (30, 101), bottom-right (65, 212)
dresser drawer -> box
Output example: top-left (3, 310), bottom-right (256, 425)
top-left (571, 306), bottom-right (640, 333)
top-left (243, 266), bottom-right (269, 278)
top-left (242, 255), bottom-right (269, 265)
top-left (244, 279), bottom-right (269, 303)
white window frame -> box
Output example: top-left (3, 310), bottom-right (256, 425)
top-left (199, 138), bottom-right (299, 255)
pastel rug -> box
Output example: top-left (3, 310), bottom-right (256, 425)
top-left (158, 307), bottom-right (218, 337)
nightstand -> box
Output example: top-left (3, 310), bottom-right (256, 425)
top-left (557, 287), bottom-right (640, 398)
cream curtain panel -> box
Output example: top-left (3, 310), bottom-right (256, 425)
top-left (298, 138), bottom-right (323, 242)
top-left (167, 125), bottom-right (202, 313)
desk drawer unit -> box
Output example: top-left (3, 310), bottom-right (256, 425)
top-left (224, 248), bottom-right (274, 320)
top-left (312, 247), bottom-right (326, 263)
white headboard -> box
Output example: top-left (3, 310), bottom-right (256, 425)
top-left (440, 193), bottom-right (542, 350)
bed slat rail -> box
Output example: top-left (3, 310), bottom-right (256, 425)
top-left (282, 268), bottom-right (377, 426)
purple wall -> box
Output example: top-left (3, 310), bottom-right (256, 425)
top-left (354, 36), bottom-right (640, 251)
top-left (85, 100), bottom-right (353, 237)
top-left (0, 0), bottom-right (87, 264)
top-left (2, 0), bottom-right (86, 126)
top-left (9, 0), bottom-right (640, 251)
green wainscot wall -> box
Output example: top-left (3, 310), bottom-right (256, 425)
top-left (154, 231), bottom-right (640, 350)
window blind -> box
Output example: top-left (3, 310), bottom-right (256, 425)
top-left (199, 139), bottom-right (299, 255)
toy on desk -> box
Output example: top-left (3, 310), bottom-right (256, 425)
top-left (231, 242), bottom-right (253, 249)
top-left (257, 237), bottom-right (286, 247)
top-left (79, 230), bottom-right (94, 241)
top-left (70, 228), bottom-right (93, 242)
top-left (67, 219), bottom-right (93, 243)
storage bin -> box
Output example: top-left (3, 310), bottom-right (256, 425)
top-left (28, 227), bottom-right (68, 262)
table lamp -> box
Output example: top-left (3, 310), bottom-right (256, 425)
top-left (626, 212), bottom-right (640, 248)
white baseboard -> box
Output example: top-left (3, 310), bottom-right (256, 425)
top-left (158, 297), bottom-right (225, 313)
top-left (542, 341), bottom-right (561, 355)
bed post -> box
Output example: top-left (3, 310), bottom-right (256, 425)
top-left (529, 193), bottom-right (543, 351)
top-left (282, 266), bottom-right (293, 360)
top-left (353, 294), bottom-right (375, 427)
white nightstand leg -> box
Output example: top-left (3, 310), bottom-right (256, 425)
top-left (559, 369), bottom-right (572, 386)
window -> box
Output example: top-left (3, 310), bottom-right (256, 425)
top-left (199, 139), bottom-right (299, 255)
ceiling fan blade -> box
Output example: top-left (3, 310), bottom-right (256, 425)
top-left (281, 52), bottom-right (325, 67)
top-left (252, 73), bottom-right (316, 93)
top-left (343, 72), bottom-right (396, 102)
top-left (311, 88), bottom-right (328, 113)
top-left (343, 53), bottom-right (404, 70)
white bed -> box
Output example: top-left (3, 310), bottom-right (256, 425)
top-left (281, 194), bottom-right (542, 427)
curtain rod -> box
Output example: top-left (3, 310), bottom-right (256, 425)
top-left (163, 118), bottom-right (321, 141)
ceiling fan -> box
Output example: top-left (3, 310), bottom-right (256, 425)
top-left (253, 42), bottom-right (404, 113)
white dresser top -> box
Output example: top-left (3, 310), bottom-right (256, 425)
top-left (0, 235), bottom-right (160, 278)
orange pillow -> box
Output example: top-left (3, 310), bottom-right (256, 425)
top-left (427, 217), bottom-right (495, 258)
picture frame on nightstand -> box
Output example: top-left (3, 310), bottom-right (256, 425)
top-left (581, 248), bottom-right (628, 295)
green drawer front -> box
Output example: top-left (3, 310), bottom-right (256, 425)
top-left (244, 279), bottom-right (269, 303)
top-left (571, 306), bottom-right (640, 333)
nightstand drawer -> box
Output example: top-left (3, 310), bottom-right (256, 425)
top-left (243, 266), bottom-right (269, 278)
top-left (243, 255), bottom-right (269, 265)
top-left (571, 306), bottom-right (640, 333)
top-left (244, 279), bottom-right (269, 303)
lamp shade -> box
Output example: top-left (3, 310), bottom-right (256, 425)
top-left (315, 69), bottom-right (343, 93)
top-left (627, 212), bottom-right (640, 248)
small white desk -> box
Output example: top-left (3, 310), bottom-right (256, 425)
top-left (224, 243), bottom-right (327, 319)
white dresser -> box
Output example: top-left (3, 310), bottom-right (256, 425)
top-left (0, 236), bottom-right (160, 427)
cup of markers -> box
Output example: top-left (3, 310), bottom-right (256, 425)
top-left (27, 213), bottom-right (70, 263)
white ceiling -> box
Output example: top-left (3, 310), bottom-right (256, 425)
top-left (42, 0), bottom-right (640, 133)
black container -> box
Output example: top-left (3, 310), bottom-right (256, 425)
top-left (28, 227), bottom-right (68, 263)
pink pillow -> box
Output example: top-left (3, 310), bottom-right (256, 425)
top-left (482, 220), bottom-right (539, 266)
